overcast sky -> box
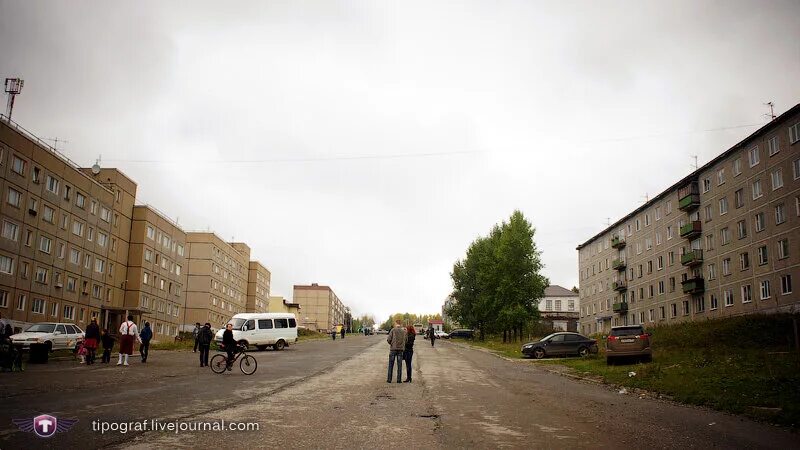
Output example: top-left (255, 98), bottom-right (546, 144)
top-left (2, 0), bottom-right (799, 322)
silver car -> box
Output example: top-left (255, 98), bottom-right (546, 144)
top-left (10, 323), bottom-right (85, 351)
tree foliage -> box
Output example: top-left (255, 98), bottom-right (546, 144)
top-left (447, 210), bottom-right (548, 341)
top-left (379, 313), bottom-right (442, 331)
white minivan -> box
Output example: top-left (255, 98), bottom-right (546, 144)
top-left (215, 313), bottom-right (298, 351)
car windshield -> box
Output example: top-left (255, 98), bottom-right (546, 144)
top-left (611, 327), bottom-right (644, 337)
top-left (26, 324), bottom-right (56, 333)
top-left (228, 318), bottom-right (247, 329)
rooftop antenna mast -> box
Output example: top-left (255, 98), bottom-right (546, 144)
top-left (605, 218), bottom-right (611, 227)
top-left (690, 155), bottom-right (698, 170)
top-left (4, 78), bottom-right (24, 121)
top-left (763, 102), bottom-right (776, 120)
top-left (45, 137), bottom-right (70, 151)
top-left (642, 193), bottom-right (649, 203)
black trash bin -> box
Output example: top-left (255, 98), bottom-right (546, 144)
top-left (29, 343), bottom-right (49, 364)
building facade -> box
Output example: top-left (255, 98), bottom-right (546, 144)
top-left (245, 261), bottom-right (270, 313)
top-left (184, 234), bottom-right (250, 330)
top-left (577, 105), bottom-right (800, 335)
top-left (292, 283), bottom-right (345, 333)
top-left (124, 205), bottom-right (188, 340)
top-left (538, 285), bottom-right (580, 331)
top-left (268, 295), bottom-right (301, 315)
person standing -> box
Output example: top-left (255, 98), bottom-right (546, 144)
top-left (117, 315), bottom-right (139, 366)
top-left (100, 329), bottom-right (115, 364)
top-left (386, 320), bottom-right (407, 383)
top-left (197, 323), bottom-right (213, 367)
top-left (331, 327), bottom-right (337, 340)
top-left (192, 323), bottom-right (201, 352)
top-left (222, 323), bottom-right (237, 371)
top-left (139, 322), bottom-right (153, 363)
top-left (340, 324), bottom-right (346, 340)
top-left (84, 318), bottom-right (100, 365)
top-left (403, 325), bottom-right (416, 382)
top-left (427, 326), bottom-right (436, 347)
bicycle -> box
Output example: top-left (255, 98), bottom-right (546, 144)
top-left (210, 344), bottom-right (257, 375)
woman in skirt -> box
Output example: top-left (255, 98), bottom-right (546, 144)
top-left (117, 315), bottom-right (139, 366)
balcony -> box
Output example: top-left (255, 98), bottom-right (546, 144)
top-left (612, 280), bottom-right (627, 292)
top-left (611, 235), bottom-right (626, 249)
top-left (680, 249), bottom-right (704, 267)
top-left (678, 181), bottom-right (700, 211)
top-left (680, 221), bottom-right (702, 239)
top-left (612, 302), bottom-right (628, 313)
top-left (612, 258), bottom-right (626, 271)
top-left (681, 277), bottom-right (705, 295)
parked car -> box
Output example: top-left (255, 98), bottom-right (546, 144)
top-left (376, 329), bottom-right (389, 335)
top-left (448, 329), bottom-right (475, 339)
top-left (606, 325), bottom-right (652, 364)
top-left (522, 332), bottom-right (598, 359)
top-left (9, 323), bottom-right (85, 351)
top-left (434, 330), bottom-right (450, 339)
top-left (214, 313), bottom-right (298, 351)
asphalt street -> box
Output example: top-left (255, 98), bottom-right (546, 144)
top-left (3, 335), bottom-right (798, 449)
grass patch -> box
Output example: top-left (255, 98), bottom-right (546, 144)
top-left (460, 336), bottom-right (532, 359)
top-left (298, 329), bottom-right (329, 341)
top-left (151, 339), bottom-right (195, 351)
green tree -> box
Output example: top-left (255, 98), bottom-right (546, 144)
top-left (449, 210), bottom-right (548, 342)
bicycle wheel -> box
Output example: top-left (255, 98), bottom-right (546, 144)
top-left (210, 354), bottom-right (228, 374)
top-left (239, 354), bottom-right (257, 375)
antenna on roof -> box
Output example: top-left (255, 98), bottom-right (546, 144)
top-left (605, 217), bottom-right (611, 226)
top-left (690, 155), bottom-right (698, 170)
top-left (763, 102), bottom-right (776, 120)
top-left (642, 193), bottom-right (649, 203)
top-left (45, 137), bottom-right (69, 151)
top-left (3, 78), bottom-right (23, 120)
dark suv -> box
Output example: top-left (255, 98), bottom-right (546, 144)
top-left (606, 325), bottom-right (652, 364)
top-left (448, 329), bottom-right (475, 339)
top-left (522, 332), bottom-right (598, 359)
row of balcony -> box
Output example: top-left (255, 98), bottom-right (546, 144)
top-left (607, 276), bottom-right (706, 316)
top-left (611, 235), bottom-right (626, 249)
top-left (679, 220), bottom-right (702, 239)
top-left (678, 181), bottom-right (700, 212)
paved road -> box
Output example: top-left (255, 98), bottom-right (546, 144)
top-left (4, 336), bottom-right (798, 449)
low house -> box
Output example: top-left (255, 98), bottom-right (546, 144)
top-left (538, 285), bottom-right (580, 332)
top-left (428, 319), bottom-right (444, 332)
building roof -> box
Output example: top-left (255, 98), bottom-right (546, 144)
top-left (428, 319), bottom-right (444, 324)
top-left (544, 285), bottom-right (578, 297)
top-left (294, 283), bottom-right (332, 291)
top-left (576, 102), bottom-right (800, 250)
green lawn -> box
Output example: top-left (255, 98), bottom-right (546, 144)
top-left (461, 314), bottom-right (800, 427)
top-left (460, 336), bottom-right (530, 359)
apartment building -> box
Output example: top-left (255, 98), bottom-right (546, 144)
top-left (292, 283), bottom-right (345, 332)
top-left (538, 285), bottom-right (580, 331)
top-left (123, 205), bottom-right (188, 339)
top-left (0, 118), bottom-right (135, 333)
top-left (184, 234), bottom-right (249, 329)
top-left (577, 104), bottom-right (800, 335)
top-left (245, 261), bottom-right (270, 313)
top-left (268, 295), bottom-right (301, 315)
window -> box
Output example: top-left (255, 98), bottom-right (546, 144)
top-left (63, 185), bottom-right (71, 201)
top-left (72, 221), bottom-right (84, 237)
top-left (771, 169), bottom-right (784, 190)
top-left (160, 279), bottom-right (165, 290)
top-left (719, 197), bottom-right (728, 215)
top-left (670, 303), bottom-right (677, 318)
top-left (777, 239), bottom-right (789, 260)
top-left (11, 155), bottom-right (26, 175)
top-left (67, 276), bottom-right (77, 292)
top-left (39, 235), bottom-right (52, 254)
top-left (737, 220), bottom-right (747, 239)
top-left (6, 187), bottom-right (21, 207)
top-left (740, 285), bottom-right (752, 303)
top-left (84, 254), bottom-right (91, 269)
top-left (0, 255), bottom-right (13, 274)
top-left (177, 244), bottom-right (184, 256)
top-left (721, 227), bottom-right (730, 245)
top-left (710, 294), bottom-right (718, 310)
top-left (146, 225), bottom-right (156, 240)
top-left (24, 230), bottom-right (32, 247)
top-left (717, 168), bottom-right (725, 185)
top-left (50, 302), bottom-right (58, 316)
top-left (781, 274), bottom-right (793, 295)
top-left (702, 178), bottom-right (711, 193)
top-left (144, 249), bottom-right (153, 262)
top-left (658, 281), bottom-right (665, 295)
top-left (143, 272), bottom-right (150, 285)
top-left (722, 258), bottom-right (731, 276)
top-left (60, 214), bottom-right (68, 230)
top-left (75, 192), bottom-right (86, 208)
top-left (92, 284), bottom-right (101, 299)
top-left (724, 290), bottom-right (734, 306)
top-left (636, 218), bottom-right (641, 231)
top-left (90, 200), bottom-right (97, 215)
top-left (645, 214), bottom-right (651, 227)
top-left (97, 232), bottom-right (108, 247)
top-left (740, 252), bottom-right (750, 270)
top-left (69, 248), bottom-right (80, 265)
top-left (706, 234), bottom-right (715, 250)
top-left (31, 298), bottom-right (45, 314)
top-left (657, 255), bottom-right (663, 270)
top-left (2, 221), bottom-right (19, 241)
top-left (646, 238), bottom-right (652, 250)
top-left (647, 260), bottom-right (653, 274)
top-left (757, 246), bottom-right (768, 265)
top-left (733, 191), bottom-right (745, 211)
top-left (752, 179), bottom-right (763, 199)
top-left (46, 175), bottom-right (59, 194)
top-left (775, 204), bottom-right (786, 225)
top-left (176, 264), bottom-right (182, 276)
top-left (17, 294), bottom-right (26, 311)
top-left (733, 158), bottom-right (742, 176)
top-left (42, 205), bottom-right (55, 223)
top-left (760, 280), bottom-right (771, 300)
top-left (100, 207), bottom-right (111, 223)
top-left (63, 305), bottom-right (75, 320)
top-left (35, 267), bottom-right (48, 284)
top-left (94, 258), bottom-right (105, 273)
top-left (748, 146), bottom-right (760, 167)
top-left (656, 232), bottom-right (662, 245)
top-left (57, 242), bottom-right (65, 259)
top-left (708, 263), bottom-right (716, 280)
top-left (789, 122), bottom-right (800, 144)
top-left (755, 212), bottom-right (766, 232)
top-left (794, 158), bottom-right (800, 180)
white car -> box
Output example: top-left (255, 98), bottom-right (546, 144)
top-left (10, 323), bottom-right (85, 351)
top-left (434, 330), bottom-right (450, 339)
top-left (215, 313), bottom-right (298, 351)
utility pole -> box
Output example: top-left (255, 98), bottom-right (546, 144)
top-left (763, 102), bottom-right (776, 120)
top-left (4, 78), bottom-right (24, 120)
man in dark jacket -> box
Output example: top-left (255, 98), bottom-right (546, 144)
top-left (427, 326), bottom-right (436, 347)
top-left (403, 326), bottom-right (416, 383)
top-left (386, 320), bottom-right (407, 383)
top-left (192, 323), bottom-right (201, 352)
top-left (139, 322), bottom-right (153, 363)
top-left (84, 319), bottom-right (101, 365)
top-left (100, 330), bottom-right (115, 364)
top-left (197, 323), bottom-right (213, 367)
top-left (222, 323), bottom-right (237, 371)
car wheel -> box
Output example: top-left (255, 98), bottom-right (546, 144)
top-left (237, 340), bottom-right (249, 351)
top-left (533, 348), bottom-right (545, 359)
top-left (45, 341), bottom-right (53, 353)
top-left (578, 346), bottom-right (590, 358)
top-left (256, 345), bottom-right (268, 351)
top-left (273, 340), bottom-right (286, 351)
